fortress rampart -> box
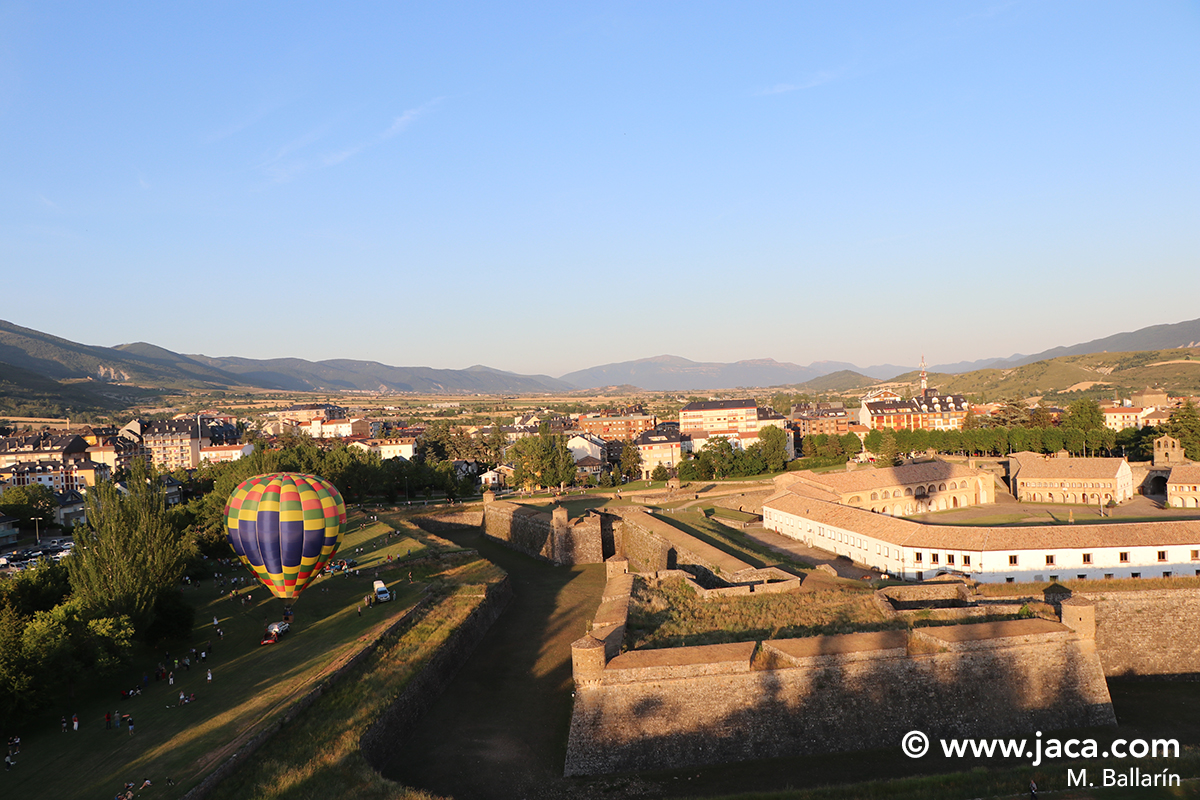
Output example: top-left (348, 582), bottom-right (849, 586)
top-left (566, 593), bottom-right (1113, 775)
top-left (1069, 588), bottom-right (1200, 677)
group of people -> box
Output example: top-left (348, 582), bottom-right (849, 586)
top-left (4, 736), bottom-right (19, 771)
top-left (114, 777), bottom-right (161, 799)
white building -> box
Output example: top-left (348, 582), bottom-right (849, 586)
top-left (763, 489), bottom-right (1200, 583)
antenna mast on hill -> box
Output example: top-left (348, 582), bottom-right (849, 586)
top-left (919, 355), bottom-right (928, 399)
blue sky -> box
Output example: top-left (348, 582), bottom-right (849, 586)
top-left (2, 2), bottom-right (1198, 377)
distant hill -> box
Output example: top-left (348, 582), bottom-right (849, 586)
top-left (0, 320), bottom-right (240, 389)
top-left (0, 359), bottom-right (120, 418)
top-left (922, 317), bottom-right (1200, 375)
top-left (559, 355), bottom-right (825, 391)
top-left (792, 370), bottom-right (880, 393)
top-left (0, 319), bottom-right (573, 397)
top-left (187, 355), bottom-right (574, 394)
top-left (1001, 317), bottom-right (1200, 368)
top-left (892, 348), bottom-right (1200, 402)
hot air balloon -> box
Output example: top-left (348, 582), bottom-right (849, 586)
top-left (224, 472), bottom-right (346, 600)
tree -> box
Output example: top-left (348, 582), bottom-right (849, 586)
top-left (485, 418), bottom-right (508, 466)
top-left (875, 429), bottom-right (898, 465)
top-left (1065, 399), bottom-right (1104, 432)
top-left (0, 484), bottom-right (58, 529)
top-left (620, 441), bottom-right (643, 481)
top-left (68, 462), bottom-right (196, 634)
top-left (650, 464), bottom-right (670, 482)
top-left (1165, 400), bottom-right (1200, 461)
top-left (701, 437), bottom-right (736, 478)
top-left (758, 426), bottom-right (789, 472)
top-left (1028, 407), bottom-right (1054, 429)
top-left (549, 437), bottom-right (577, 490)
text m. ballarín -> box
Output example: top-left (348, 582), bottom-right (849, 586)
top-left (1068, 768), bottom-right (1180, 788)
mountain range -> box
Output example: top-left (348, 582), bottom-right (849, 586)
top-left (2, 317), bottom-right (1200, 401)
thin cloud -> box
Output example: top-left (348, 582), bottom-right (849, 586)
top-left (204, 99), bottom-right (290, 143)
top-left (138, 172), bottom-right (150, 190)
top-left (321, 97), bottom-right (444, 167)
top-left (36, 193), bottom-right (59, 210)
top-left (257, 98), bottom-right (443, 181)
top-left (755, 70), bottom-right (839, 96)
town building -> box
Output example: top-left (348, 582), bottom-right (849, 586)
top-left (789, 404), bottom-right (854, 437)
top-left (763, 487), bottom-right (1200, 583)
top-left (1167, 464), bottom-right (1200, 509)
top-left (1154, 435), bottom-right (1189, 468)
top-left (86, 433), bottom-right (150, 473)
top-left (567, 433), bottom-right (608, 463)
top-left (1131, 388), bottom-right (1171, 409)
top-left (299, 417), bottom-right (371, 439)
top-left (574, 455), bottom-right (606, 482)
top-left (0, 433), bottom-right (90, 469)
top-left (1008, 452), bottom-right (1134, 505)
top-left (680, 399), bottom-right (794, 459)
top-left (634, 429), bottom-right (684, 480)
top-left (0, 459), bottom-right (110, 493)
top-left (142, 419), bottom-right (210, 470)
top-left (1101, 407), bottom-right (1152, 431)
top-left (276, 403), bottom-right (347, 424)
top-left (779, 461), bottom-right (994, 517)
top-left (577, 411), bottom-right (657, 441)
top-left (199, 443), bottom-right (255, 464)
top-left (349, 438), bottom-right (418, 461)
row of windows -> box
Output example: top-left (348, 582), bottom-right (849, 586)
top-left (1003, 570), bottom-right (1196, 583)
top-left (912, 551), bottom-right (972, 566)
top-left (1006, 550), bottom-right (1200, 567)
top-left (1022, 480), bottom-right (1115, 489)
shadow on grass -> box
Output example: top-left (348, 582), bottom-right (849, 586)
top-left (377, 525), bottom-right (607, 799)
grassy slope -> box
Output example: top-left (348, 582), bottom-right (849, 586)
top-left (2, 516), bottom-right (448, 800)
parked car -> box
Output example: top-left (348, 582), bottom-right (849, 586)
top-left (373, 580), bottom-right (391, 602)
top-left (260, 621), bottom-right (290, 645)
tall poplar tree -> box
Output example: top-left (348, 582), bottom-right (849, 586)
top-left (68, 461), bottom-right (195, 632)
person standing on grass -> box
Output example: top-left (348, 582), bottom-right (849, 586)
top-left (127, 716), bottom-right (134, 736)
top-left (72, 713), bottom-right (78, 731)
top-left (207, 669), bottom-right (212, 683)
top-left (1030, 779), bottom-right (1038, 799)
top-left (61, 716), bottom-right (67, 733)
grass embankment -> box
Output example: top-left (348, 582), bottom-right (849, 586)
top-left (2, 513), bottom-right (470, 800)
top-left (655, 512), bottom-right (813, 571)
top-left (626, 576), bottom-right (898, 650)
top-left (206, 558), bottom-right (506, 800)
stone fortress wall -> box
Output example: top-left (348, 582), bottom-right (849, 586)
top-left (566, 565), bottom-right (1115, 775)
top-left (477, 492), bottom-right (1200, 775)
top-left (566, 566), bottom-right (1200, 775)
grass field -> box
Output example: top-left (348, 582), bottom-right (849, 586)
top-left (2, 514), bottom-right (446, 800)
top-left (206, 558), bottom-right (506, 800)
top-left (626, 575), bottom-right (896, 649)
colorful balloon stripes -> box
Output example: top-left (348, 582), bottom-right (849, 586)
top-left (224, 472), bottom-right (346, 600)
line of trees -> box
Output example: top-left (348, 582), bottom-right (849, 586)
top-left (796, 399), bottom-right (1200, 466)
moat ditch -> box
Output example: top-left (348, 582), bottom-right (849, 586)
top-left (380, 524), bottom-right (1200, 799)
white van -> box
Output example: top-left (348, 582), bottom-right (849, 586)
top-left (372, 580), bottom-right (391, 602)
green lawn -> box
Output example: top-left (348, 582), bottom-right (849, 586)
top-left (4, 519), bottom-right (435, 800)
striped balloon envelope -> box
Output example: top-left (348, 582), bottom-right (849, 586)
top-left (224, 472), bottom-right (346, 600)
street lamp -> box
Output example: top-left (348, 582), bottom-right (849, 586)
top-left (33, 516), bottom-right (43, 545)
